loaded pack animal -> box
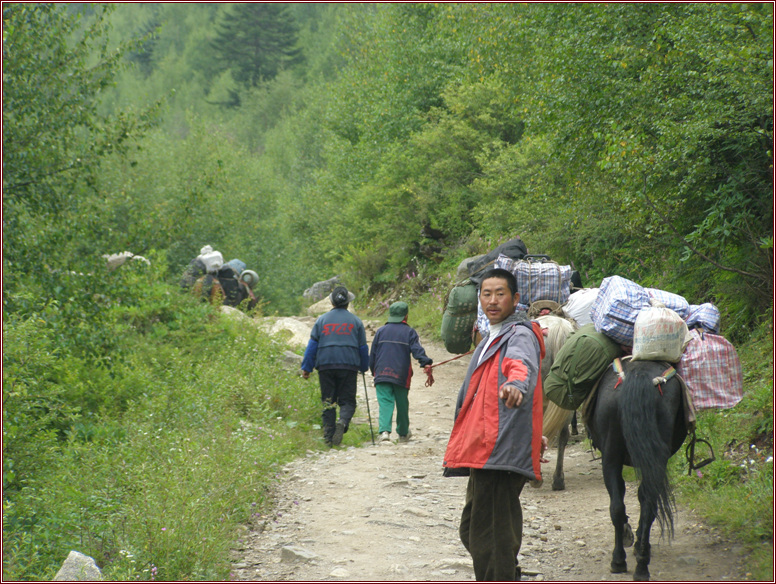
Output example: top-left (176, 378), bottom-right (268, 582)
top-left (584, 357), bottom-right (688, 581)
top-left (534, 314), bottom-right (578, 491)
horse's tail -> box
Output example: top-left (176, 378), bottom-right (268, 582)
top-left (619, 364), bottom-right (675, 537)
top-left (543, 401), bottom-right (573, 441)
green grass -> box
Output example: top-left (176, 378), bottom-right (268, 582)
top-left (2, 284), bottom-right (329, 581)
top-left (669, 315), bottom-right (774, 581)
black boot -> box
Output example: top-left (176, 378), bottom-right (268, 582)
top-left (323, 424), bottom-right (334, 446)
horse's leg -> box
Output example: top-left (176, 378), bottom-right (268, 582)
top-left (552, 414), bottom-right (571, 491)
top-left (570, 410), bottom-right (579, 435)
top-left (601, 456), bottom-right (628, 574)
top-left (633, 483), bottom-right (656, 581)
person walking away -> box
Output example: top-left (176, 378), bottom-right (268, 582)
top-left (442, 268), bottom-right (548, 581)
top-left (301, 286), bottom-right (369, 446)
top-left (369, 301), bottom-right (433, 443)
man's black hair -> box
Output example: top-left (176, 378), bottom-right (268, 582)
top-left (479, 268), bottom-right (518, 297)
top-left (331, 285), bottom-right (350, 308)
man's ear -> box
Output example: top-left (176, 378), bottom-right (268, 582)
top-left (513, 292), bottom-right (520, 307)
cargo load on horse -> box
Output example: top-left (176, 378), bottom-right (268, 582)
top-left (561, 287), bottom-right (598, 326)
top-left (181, 245), bottom-right (259, 309)
top-left (543, 323), bottom-right (625, 411)
top-left (440, 237), bottom-right (529, 354)
top-left (590, 275), bottom-right (692, 346)
top-left (474, 253), bottom-right (580, 340)
top-left (631, 301), bottom-right (691, 362)
top-left (677, 328), bottom-right (744, 410)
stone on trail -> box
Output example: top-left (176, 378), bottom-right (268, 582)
top-left (280, 545), bottom-right (318, 562)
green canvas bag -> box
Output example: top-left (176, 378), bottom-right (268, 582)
top-left (440, 280), bottom-right (479, 354)
top-left (544, 323), bottom-right (624, 410)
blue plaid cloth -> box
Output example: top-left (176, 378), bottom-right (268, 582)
top-left (591, 276), bottom-right (651, 345)
top-left (645, 288), bottom-right (690, 319)
top-left (685, 303), bottom-right (721, 333)
top-left (495, 254), bottom-right (573, 305)
top-left (476, 300), bottom-right (529, 338)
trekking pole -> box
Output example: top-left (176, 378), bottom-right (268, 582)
top-left (361, 373), bottom-right (376, 445)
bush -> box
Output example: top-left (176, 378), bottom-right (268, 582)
top-left (2, 278), bottom-right (323, 580)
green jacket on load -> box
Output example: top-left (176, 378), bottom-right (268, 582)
top-left (544, 323), bottom-right (624, 410)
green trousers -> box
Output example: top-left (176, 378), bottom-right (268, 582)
top-left (459, 468), bottom-right (527, 581)
top-left (375, 382), bottom-right (410, 436)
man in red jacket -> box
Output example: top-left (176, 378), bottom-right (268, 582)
top-left (443, 268), bottom-right (547, 581)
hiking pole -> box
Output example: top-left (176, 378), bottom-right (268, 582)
top-left (361, 373), bottom-right (376, 445)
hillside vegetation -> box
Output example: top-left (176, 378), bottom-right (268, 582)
top-left (2, 4), bottom-right (772, 580)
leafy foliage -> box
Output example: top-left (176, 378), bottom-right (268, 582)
top-left (3, 3), bottom-right (773, 580)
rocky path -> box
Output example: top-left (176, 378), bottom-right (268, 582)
top-left (232, 327), bottom-right (747, 582)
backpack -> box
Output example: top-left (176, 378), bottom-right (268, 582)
top-left (216, 265), bottom-right (249, 307)
top-left (544, 323), bottom-right (624, 410)
top-left (440, 280), bottom-right (479, 354)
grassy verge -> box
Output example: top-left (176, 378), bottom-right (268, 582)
top-left (3, 284), bottom-right (329, 581)
top-left (671, 315), bottom-right (774, 581)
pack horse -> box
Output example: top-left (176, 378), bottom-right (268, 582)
top-left (585, 358), bottom-right (688, 581)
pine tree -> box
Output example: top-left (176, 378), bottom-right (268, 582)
top-left (211, 3), bottom-right (304, 89)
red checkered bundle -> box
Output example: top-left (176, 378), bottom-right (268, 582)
top-left (677, 328), bottom-right (744, 410)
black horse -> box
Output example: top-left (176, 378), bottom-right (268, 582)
top-left (585, 358), bottom-right (689, 581)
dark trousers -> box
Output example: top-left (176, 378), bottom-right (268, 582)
top-left (459, 468), bottom-right (527, 581)
top-left (318, 369), bottom-right (357, 440)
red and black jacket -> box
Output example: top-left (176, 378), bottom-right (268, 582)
top-left (443, 315), bottom-right (545, 481)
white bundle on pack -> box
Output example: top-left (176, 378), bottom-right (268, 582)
top-left (632, 299), bottom-right (691, 362)
top-left (197, 245), bottom-right (223, 274)
top-left (562, 287), bottom-right (599, 327)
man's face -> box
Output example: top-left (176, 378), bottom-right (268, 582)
top-left (480, 277), bottom-right (519, 325)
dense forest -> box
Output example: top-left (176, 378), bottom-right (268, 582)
top-left (3, 3), bottom-right (773, 580)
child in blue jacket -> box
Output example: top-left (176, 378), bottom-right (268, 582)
top-left (369, 301), bottom-right (433, 443)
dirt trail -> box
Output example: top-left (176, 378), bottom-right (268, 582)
top-left (232, 325), bottom-right (747, 582)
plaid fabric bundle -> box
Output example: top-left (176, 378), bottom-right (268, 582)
top-left (677, 328), bottom-right (743, 410)
top-left (590, 276), bottom-right (651, 345)
top-left (475, 302), bottom-right (529, 338)
top-left (645, 288), bottom-right (690, 319)
top-left (495, 254), bottom-right (573, 305)
top-left (686, 303), bottom-right (721, 333)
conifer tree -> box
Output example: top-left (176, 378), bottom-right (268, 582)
top-left (211, 3), bottom-right (303, 91)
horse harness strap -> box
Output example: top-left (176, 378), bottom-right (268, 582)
top-left (612, 357), bottom-right (626, 388)
top-left (651, 366), bottom-right (676, 396)
top-left (611, 358), bottom-right (675, 396)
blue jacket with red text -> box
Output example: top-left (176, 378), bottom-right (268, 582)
top-left (301, 308), bottom-right (369, 373)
